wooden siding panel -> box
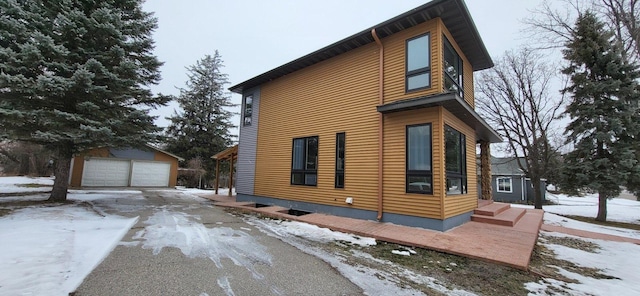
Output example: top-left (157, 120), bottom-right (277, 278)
top-left (383, 19), bottom-right (443, 104)
top-left (382, 107), bottom-right (443, 219)
top-left (255, 43), bottom-right (380, 211)
top-left (442, 109), bottom-right (478, 218)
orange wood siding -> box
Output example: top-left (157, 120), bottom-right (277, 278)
top-left (69, 147), bottom-right (110, 187)
top-left (442, 109), bottom-right (478, 218)
top-left (254, 42), bottom-right (380, 211)
top-left (382, 107), bottom-right (444, 219)
top-left (383, 18), bottom-right (442, 104)
top-left (441, 20), bottom-right (475, 107)
top-left (154, 152), bottom-right (179, 187)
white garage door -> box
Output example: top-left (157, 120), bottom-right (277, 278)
top-left (130, 161), bottom-right (171, 187)
top-left (81, 159), bottom-right (130, 187)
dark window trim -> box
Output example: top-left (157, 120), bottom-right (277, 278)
top-left (443, 36), bottom-right (464, 98)
top-left (291, 136), bottom-right (319, 186)
top-left (243, 94), bottom-right (253, 126)
top-left (405, 33), bottom-right (431, 93)
top-left (406, 123), bottom-right (433, 194)
top-left (335, 132), bottom-right (345, 188)
top-left (445, 125), bottom-right (467, 195)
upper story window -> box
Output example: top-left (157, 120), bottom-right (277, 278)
top-left (445, 125), bottom-right (467, 195)
top-left (406, 124), bottom-right (432, 194)
top-left (291, 136), bottom-right (318, 186)
top-left (406, 33), bottom-right (431, 92)
top-left (443, 36), bottom-right (463, 98)
top-left (243, 94), bottom-right (253, 126)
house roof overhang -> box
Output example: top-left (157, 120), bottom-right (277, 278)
top-left (376, 93), bottom-right (502, 143)
top-left (229, 0), bottom-right (493, 94)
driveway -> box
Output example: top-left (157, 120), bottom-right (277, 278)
top-left (73, 189), bottom-right (362, 296)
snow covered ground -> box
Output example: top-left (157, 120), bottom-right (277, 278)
top-left (2, 176), bottom-right (640, 295)
top-left (0, 201), bottom-right (136, 295)
top-left (0, 176), bottom-right (53, 193)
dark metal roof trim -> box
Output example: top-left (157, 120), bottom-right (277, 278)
top-left (229, 0), bottom-right (493, 94)
top-left (376, 93), bottom-right (502, 143)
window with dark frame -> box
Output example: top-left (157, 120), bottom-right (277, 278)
top-left (497, 177), bottom-right (513, 193)
top-left (406, 33), bottom-right (431, 92)
top-left (335, 132), bottom-right (345, 188)
top-left (291, 136), bottom-right (318, 186)
top-left (406, 124), bottom-right (432, 194)
top-left (443, 36), bottom-right (464, 98)
top-left (243, 95), bottom-right (253, 126)
top-left (445, 125), bottom-right (467, 195)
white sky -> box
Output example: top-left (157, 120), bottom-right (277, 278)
top-left (142, 0), bottom-right (546, 135)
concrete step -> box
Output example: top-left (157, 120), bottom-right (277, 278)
top-left (474, 202), bottom-right (511, 217)
top-left (471, 207), bottom-right (527, 227)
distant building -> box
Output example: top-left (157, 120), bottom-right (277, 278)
top-left (478, 157), bottom-right (546, 203)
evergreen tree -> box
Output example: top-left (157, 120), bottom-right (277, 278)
top-left (165, 52), bottom-right (236, 186)
top-left (0, 0), bottom-right (168, 201)
top-left (560, 11), bottom-right (640, 221)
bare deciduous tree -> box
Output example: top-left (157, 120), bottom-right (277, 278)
top-left (477, 50), bottom-right (564, 209)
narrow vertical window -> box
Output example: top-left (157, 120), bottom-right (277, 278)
top-left (445, 125), bottom-right (467, 195)
top-left (406, 33), bottom-right (431, 92)
top-left (291, 136), bottom-right (318, 186)
top-left (443, 36), bottom-right (464, 98)
top-left (243, 95), bottom-right (253, 126)
top-left (406, 124), bottom-right (432, 194)
top-left (335, 132), bottom-right (345, 188)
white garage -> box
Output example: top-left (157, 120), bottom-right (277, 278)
top-left (80, 158), bottom-right (172, 187)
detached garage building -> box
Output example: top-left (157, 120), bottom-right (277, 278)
top-left (69, 145), bottom-right (183, 187)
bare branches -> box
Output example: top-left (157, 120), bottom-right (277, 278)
top-left (477, 49), bottom-right (564, 208)
top-left (525, 0), bottom-right (640, 64)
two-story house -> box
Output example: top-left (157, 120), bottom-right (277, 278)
top-left (230, 0), bottom-right (501, 231)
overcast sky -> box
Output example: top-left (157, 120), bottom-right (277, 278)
top-left (142, 0), bottom-right (548, 135)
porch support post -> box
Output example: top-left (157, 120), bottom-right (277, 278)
top-left (228, 154), bottom-right (234, 197)
top-left (480, 140), bottom-right (492, 200)
top-left (215, 159), bottom-right (220, 195)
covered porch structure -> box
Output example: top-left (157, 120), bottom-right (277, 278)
top-left (212, 145), bottom-right (238, 197)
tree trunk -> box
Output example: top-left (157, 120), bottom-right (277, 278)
top-left (596, 192), bottom-right (608, 222)
top-left (532, 175), bottom-right (543, 210)
top-left (48, 144), bottom-right (73, 202)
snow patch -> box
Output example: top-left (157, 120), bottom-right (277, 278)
top-left (247, 219), bottom-right (376, 247)
top-left (392, 250), bottom-right (412, 256)
top-left (0, 205), bottom-right (136, 296)
top-left (135, 209), bottom-right (272, 279)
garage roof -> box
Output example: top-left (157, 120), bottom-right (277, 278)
top-left (229, 0), bottom-right (492, 94)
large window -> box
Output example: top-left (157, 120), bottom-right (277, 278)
top-left (406, 34), bottom-right (431, 92)
top-left (443, 37), bottom-right (463, 98)
top-left (243, 95), bottom-right (253, 126)
top-left (406, 124), bottom-right (432, 194)
top-left (335, 133), bottom-right (345, 188)
top-left (291, 136), bottom-right (318, 186)
top-left (445, 126), bottom-right (467, 195)
top-left (497, 177), bottom-right (513, 193)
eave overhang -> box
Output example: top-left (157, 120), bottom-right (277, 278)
top-left (229, 0), bottom-right (493, 94)
top-left (376, 93), bottom-right (502, 143)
